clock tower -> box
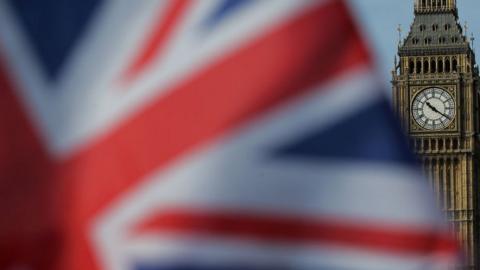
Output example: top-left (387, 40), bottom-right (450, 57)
top-left (392, 0), bottom-right (480, 268)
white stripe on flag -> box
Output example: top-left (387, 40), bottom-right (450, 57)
top-left (123, 235), bottom-right (456, 270)
top-left (92, 67), bottom-right (448, 270)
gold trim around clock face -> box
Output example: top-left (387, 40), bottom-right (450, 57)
top-left (409, 86), bottom-right (457, 133)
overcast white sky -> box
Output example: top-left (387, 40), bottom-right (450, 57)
top-left (349, 0), bottom-right (480, 86)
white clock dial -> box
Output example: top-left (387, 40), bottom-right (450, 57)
top-left (412, 87), bottom-right (455, 130)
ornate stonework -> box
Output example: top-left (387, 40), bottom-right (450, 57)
top-left (392, 1), bottom-right (480, 269)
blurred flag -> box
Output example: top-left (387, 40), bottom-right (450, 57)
top-left (0, 0), bottom-right (458, 270)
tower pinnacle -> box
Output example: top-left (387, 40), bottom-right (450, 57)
top-left (414, 0), bottom-right (457, 14)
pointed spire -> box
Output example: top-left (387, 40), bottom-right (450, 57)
top-left (471, 34), bottom-right (476, 51)
top-left (397, 24), bottom-right (402, 47)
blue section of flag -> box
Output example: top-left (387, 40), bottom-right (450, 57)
top-left (204, 0), bottom-right (252, 28)
top-left (275, 99), bottom-right (415, 164)
top-left (7, 0), bottom-right (103, 80)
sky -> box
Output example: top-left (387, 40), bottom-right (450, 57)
top-left (349, 0), bottom-right (480, 87)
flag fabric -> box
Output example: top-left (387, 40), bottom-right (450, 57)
top-left (0, 0), bottom-right (458, 270)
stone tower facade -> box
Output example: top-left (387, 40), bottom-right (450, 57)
top-left (392, 0), bottom-right (480, 268)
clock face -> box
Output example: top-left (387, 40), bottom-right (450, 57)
top-left (412, 87), bottom-right (455, 130)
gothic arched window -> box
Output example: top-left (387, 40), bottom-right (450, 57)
top-left (452, 59), bottom-right (458, 72)
top-left (424, 60), bottom-right (430, 73)
top-left (409, 61), bottom-right (415, 74)
top-left (431, 60), bottom-right (437, 73)
top-left (424, 139), bottom-right (430, 151)
top-left (445, 59), bottom-right (451, 72)
top-left (439, 139), bottom-right (444, 151)
top-left (438, 59), bottom-right (444, 72)
top-left (416, 60), bottom-right (422, 73)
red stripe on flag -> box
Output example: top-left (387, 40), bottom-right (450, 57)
top-left (122, 0), bottom-right (192, 82)
top-left (65, 0), bottom-right (370, 221)
top-left (0, 55), bottom-right (61, 270)
top-left (59, 1), bottom-right (371, 269)
top-left (133, 210), bottom-right (459, 257)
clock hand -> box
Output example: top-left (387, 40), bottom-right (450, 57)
top-left (440, 112), bottom-right (452, 120)
top-left (426, 102), bottom-right (439, 112)
top-left (426, 102), bottom-right (451, 120)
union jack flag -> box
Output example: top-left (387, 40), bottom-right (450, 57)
top-left (0, 0), bottom-right (458, 269)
